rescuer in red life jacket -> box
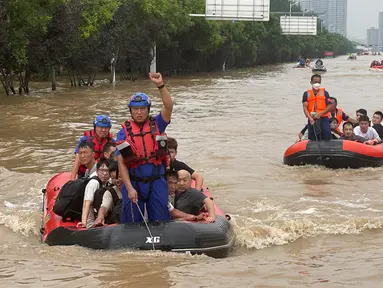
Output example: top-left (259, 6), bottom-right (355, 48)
top-left (116, 72), bottom-right (173, 223)
top-left (70, 115), bottom-right (115, 180)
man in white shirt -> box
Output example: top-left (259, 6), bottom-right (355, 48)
top-left (354, 115), bottom-right (381, 145)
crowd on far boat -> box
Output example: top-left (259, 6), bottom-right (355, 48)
top-left (54, 72), bottom-right (216, 229)
top-left (370, 60), bottom-right (383, 68)
top-left (298, 74), bottom-right (383, 145)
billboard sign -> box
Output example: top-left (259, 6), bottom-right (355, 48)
top-left (280, 16), bottom-right (317, 35)
top-left (204, 0), bottom-right (270, 21)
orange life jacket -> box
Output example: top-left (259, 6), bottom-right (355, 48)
top-left (117, 117), bottom-right (169, 169)
top-left (83, 129), bottom-right (113, 161)
top-left (307, 88), bottom-right (330, 117)
top-left (330, 108), bottom-right (343, 133)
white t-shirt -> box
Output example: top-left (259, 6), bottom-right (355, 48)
top-left (84, 178), bottom-right (101, 226)
top-left (353, 126), bottom-right (380, 140)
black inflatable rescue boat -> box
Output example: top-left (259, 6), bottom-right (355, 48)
top-left (41, 172), bottom-right (235, 258)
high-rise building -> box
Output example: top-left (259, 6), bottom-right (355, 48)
top-left (379, 12), bottom-right (383, 46)
top-left (367, 27), bottom-right (379, 46)
top-left (326, 0), bottom-right (347, 36)
top-left (296, 0), bottom-right (347, 36)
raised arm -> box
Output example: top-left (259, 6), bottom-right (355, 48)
top-left (149, 72), bottom-right (173, 123)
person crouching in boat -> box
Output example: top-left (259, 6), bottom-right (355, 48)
top-left (168, 137), bottom-right (204, 191)
top-left (78, 141), bottom-right (97, 177)
top-left (77, 158), bottom-right (112, 228)
top-left (353, 115), bottom-right (382, 145)
top-left (330, 118), bottom-right (342, 139)
top-left (166, 170), bottom-right (202, 221)
top-left (175, 170), bottom-right (216, 223)
top-left (302, 74), bottom-right (335, 141)
top-left (70, 115), bottom-right (115, 180)
top-left (116, 72), bottom-right (173, 223)
top-left (340, 122), bottom-right (366, 143)
top-left (93, 160), bottom-right (122, 226)
top-left (328, 97), bottom-right (358, 131)
top-left (372, 111), bottom-right (383, 138)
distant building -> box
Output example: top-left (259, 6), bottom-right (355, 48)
top-left (367, 27), bottom-right (379, 46)
top-left (297, 0), bottom-right (347, 36)
top-left (379, 12), bottom-right (383, 46)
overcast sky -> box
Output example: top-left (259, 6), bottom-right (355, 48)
top-left (348, 0), bottom-right (383, 40)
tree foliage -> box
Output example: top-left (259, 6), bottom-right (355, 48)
top-left (0, 0), bottom-right (355, 95)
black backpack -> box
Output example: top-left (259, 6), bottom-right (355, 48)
top-left (53, 176), bottom-right (101, 221)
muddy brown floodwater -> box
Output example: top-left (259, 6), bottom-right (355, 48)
top-left (1, 56), bottom-right (383, 287)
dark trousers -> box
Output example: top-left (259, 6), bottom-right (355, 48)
top-left (308, 117), bottom-right (331, 141)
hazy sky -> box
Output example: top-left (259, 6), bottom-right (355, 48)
top-left (348, 0), bottom-right (383, 40)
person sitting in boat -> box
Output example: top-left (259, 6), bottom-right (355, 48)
top-left (381, 60), bottom-right (383, 65)
top-left (330, 118), bottom-right (342, 139)
top-left (355, 108), bottom-right (367, 126)
top-left (77, 158), bottom-right (113, 228)
top-left (315, 58), bottom-right (323, 67)
top-left (168, 137), bottom-right (204, 191)
top-left (70, 115), bottom-right (115, 180)
top-left (94, 160), bottom-right (122, 226)
top-left (370, 60), bottom-right (380, 68)
top-left (305, 58), bottom-right (310, 66)
top-left (77, 141), bottom-right (97, 178)
top-left (102, 142), bottom-right (116, 161)
top-left (302, 74), bottom-right (335, 141)
top-left (340, 122), bottom-right (366, 143)
top-left (372, 111), bottom-right (383, 138)
top-left (354, 115), bottom-right (382, 145)
top-left (166, 170), bottom-right (202, 221)
top-left (116, 72), bottom-right (173, 223)
top-left (297, 56), bottom-right (305, 67)
top-left (175, 170), bottom-right (216, 223)
top-left (328, 97), bottom-right (357, 131)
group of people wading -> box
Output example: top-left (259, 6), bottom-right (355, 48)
top-left (299, 74), bottom-right (383, 145)
top-left (64, 72), bottom-right (215, 228)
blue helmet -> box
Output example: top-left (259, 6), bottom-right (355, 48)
top-left (128, 92), bottom-right (151, 108)
top-left (94, 114), bottom-right (112, 128)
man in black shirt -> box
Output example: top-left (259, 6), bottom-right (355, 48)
top-left (372, 111), bottom-right (383, 138)
top-left (175, 170), bottom-right (215, 223)
top-left (168, 137), bottom-right (204, 190)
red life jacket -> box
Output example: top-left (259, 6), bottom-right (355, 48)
top-left (78, 130), bottom-right (113, 176)
top-left (117, 117), bottom-right (169, 169)
top-left (83, 129), bottom-right (113, 161)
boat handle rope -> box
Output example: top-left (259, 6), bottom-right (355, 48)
top-left (135, 202), bottom-right (155, 251)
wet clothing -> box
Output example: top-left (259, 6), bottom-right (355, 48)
top-left (302, 89), bottom-right (332, 141)
top-left (116, 113), bottom-right (171, 223)
top-left (353, 126), bottom-right (380, 140)
top-left (372, 124), bottom-right (383, 138)
top-left (170, 159), bottom-right (195, 175)
top-left (340, 134), bottom-right (366, 143)
top-left (308, 118), bottom-right (332, 141)
top-left (174, 188), bottom-right (207, 216)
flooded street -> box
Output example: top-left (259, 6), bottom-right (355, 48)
top-left (1, 55), bottom-right (383, 287)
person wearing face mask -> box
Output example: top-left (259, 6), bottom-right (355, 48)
top-left (302, 74), bottom-right (336, 141)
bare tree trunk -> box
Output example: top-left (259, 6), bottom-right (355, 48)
top-left (0, 69), bottom-right (10, 96)
top-left (24, 68), bottom-right (30, 94)
top-left (90, 70), bottom-right (96, 86)
top-left (9, 71), bottom-right (16, 94)
top-left (51, 65), bottom-right (56, 91)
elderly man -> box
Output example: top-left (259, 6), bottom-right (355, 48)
top-left (175, 170), bottom-right (216, 223)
